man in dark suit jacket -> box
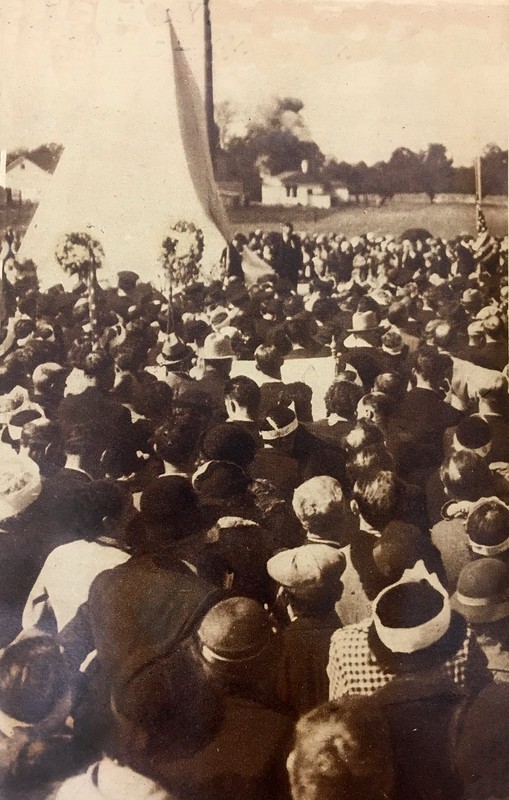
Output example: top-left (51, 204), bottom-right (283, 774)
top-left (272, 222), bottom-right (303, 288)
top-left (389, 345), bottom-right (463, 485)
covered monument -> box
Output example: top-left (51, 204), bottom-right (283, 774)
top-left (17, 1), bottom-right (231, 290)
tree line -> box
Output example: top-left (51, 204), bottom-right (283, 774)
top-left (215, 97), bottom-right (508, 204)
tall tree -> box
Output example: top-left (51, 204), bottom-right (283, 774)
top-left (481, 143), bottom-right (508, 197)
top-left (418, 143), bottom-right (454, 203)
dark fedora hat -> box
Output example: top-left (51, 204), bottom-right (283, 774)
top-left (156, 333), bottom-right (194, 367)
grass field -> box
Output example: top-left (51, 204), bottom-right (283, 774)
top-left (1, 196), bottom-right (507, 245)
top-left (228, 197), bottom-right (508, 239)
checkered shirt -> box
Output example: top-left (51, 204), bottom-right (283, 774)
top-left (327, 620), bottom-right (482, 699)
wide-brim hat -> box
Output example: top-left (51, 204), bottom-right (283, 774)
top-left (452, 558), bottom-right (509, 624)
top-left (347, 310), bottom-right (382, 334)
top-left (209, 307), bottom-right (232, 330)
top-left (198, 333), bottom-right (235, 360)
top-left (156, 333), bottom-right (194, 367)
top-left (0, 451), bottom-right (41, 522)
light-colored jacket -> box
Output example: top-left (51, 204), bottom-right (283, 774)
top-left (55, 758), bottom-right (171, 800)
top-left (22, 539), bottom-right (130, 632)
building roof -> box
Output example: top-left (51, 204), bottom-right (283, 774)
top-left (6, 155), bottom-right (48, 173)
top-left (275, 170), bottom-right (327, 187)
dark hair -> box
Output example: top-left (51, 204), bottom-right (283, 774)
top-left (255, 344), bottom-right (284, 374)
top-left (283, 578), bottom-right (343, 618)
top-left (0, 635), bottom-right (69, 723)
top-left (373, 373), bottom-right (406, 403)
top-left (440, 450), bottom-right (495, 501)
top-left (73, 480), bottom-right (132, 541)
top-left (313, 298), bottom-right (339, 324)
top-left (357, 295), bottom-right (381, 320)
top-left (387, 301), bottom-right (408, 328)
top-left (376, 580), bottom-right (444, 628)
top-left (69, 343), bottom-right (113, 380)
top-left (201, 423), bottom-right (257, 469)
top-left (153, 420), bottom-right (198, 468)
top-left (283, 295), bottom-right (304, 317)
top-left (14, 318), bottom-right (36, 340)
top-left (113, 645), bottom-right (223, 760)
top-left (266, 329), bottom-right (293, 355)
top-left (289, 697), bottom-right (393, 800)
top-left (20, 419), bottom-right (65, 476)
top-left (412, 345), bottom-right (451, 387)
top-left (131, 381), bottom-right (173, 423)
top-left (224, 375), bottom-right (261, 418)
top-left (466, 499), bottom-right (509, 547)
top-left (113, 344), bottom-right (142, 373)
top-left (352, 471), bottom-right (401, 530)
top-left (324, 380), bottom-right (363, 419)
top-left (357, 392), bottom-right (394, 422)
top-left (63, 422), bottom-right (97, 457)
top-left (201, 358), bottom-right (232, 379)
top-left (347, 444), bottom-right (394, 483)
top-left (343, 420), bottom-right (385, 455)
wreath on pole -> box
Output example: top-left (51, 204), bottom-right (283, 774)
top-left (55, 232), bottom-right (104, 337)
top-left (160, 221), bottom-right (204, 333)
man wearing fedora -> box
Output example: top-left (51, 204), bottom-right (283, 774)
top-left (336, 309), bottom-right (393, 390)
top-left (154, 332), bottom-right (195, 399)
top-left (196, 333), bottom-right (235, 422)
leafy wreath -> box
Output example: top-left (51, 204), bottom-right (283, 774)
top-left (55, 232), bottom-right (104, 281)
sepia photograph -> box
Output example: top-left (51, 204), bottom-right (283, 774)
top-left (0, 0), bottom-right (508, 797)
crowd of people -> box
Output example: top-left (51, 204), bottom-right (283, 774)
top-left (0, 221), bottom-right (507, 799)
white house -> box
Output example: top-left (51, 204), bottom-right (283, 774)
top-left (260, 160), bottom-right (349, 208)
top-left (5, 156), bottom-right (52, 203)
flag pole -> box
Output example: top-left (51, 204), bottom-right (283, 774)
top-left (86, 259), bottom-right (98, 339)
top-left (475, 155), bottom-right (482, 202)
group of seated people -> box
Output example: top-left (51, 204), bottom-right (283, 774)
top-left (0, 223), bottom-right (507, 799)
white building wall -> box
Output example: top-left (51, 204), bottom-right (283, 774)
top-left (6, 160), bottom-right (51, 202)
top-left (261, 181), bottom-right (332, 207)
top-left (333, 186), bottom-right (349, 202)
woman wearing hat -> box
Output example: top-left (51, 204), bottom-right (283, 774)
top-left (195, 333), bottom-right (235, 422)
top-left (452, 558), bottom-right (509, 683)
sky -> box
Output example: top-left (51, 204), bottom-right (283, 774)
top-left (1, 0), bottom-right (507, 167)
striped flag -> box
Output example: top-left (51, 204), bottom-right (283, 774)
top-left (86, 263), bottom-right (98, 336)
top-left (476, 200), bottom-right (488, 235)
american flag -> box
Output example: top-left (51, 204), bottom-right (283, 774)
top-left (476, 199), bottom-right (488, 235)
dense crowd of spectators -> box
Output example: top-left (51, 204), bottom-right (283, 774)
top-left (0, 221), bottom-right (507, 799)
